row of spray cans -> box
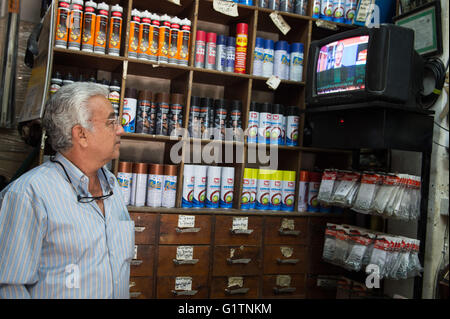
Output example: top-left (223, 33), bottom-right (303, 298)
top-left (312, 0), bottom-right (357, 24)
top-left (257, 0), bottom-right (308, 16)
top-left (128, 9), bottom-right (191, 65)
top-left (55, 1), bottom-right (123, 55)
top-left (241, 168), bottom-right (296, 211)
top-left (117, 162), bottom-right (178, 208)
top-left (182, 165), bottom-right (235, 209)
top-left (253, 38), bottom-right (304, 82)
top-left (247, 102), bottom-right (300, 146)
top-left (122, 88), bottom-right (184, 136)
top-left (195, 23), bottom-right (248, 74)
top-left (226, 0), bottom-right (254, 5)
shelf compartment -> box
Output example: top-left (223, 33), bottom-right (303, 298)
top-left (53, 48), bottom-right (125, 73)
top-left (126, 59), bottom-right (191, 79)
top-left (199, 0), bottom-right (256, 26)
top-left (131, 0), bottom-right (196, 18)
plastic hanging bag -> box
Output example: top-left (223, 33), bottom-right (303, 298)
top-left (385, 237), bottom-right (402, 279)
top-left (398, 175), bottom-right (414, 221)
top-left (333, 226), bottom-right (351, 266)
top-left (407, 240), bottom-right (423, 278)
top-left (362, 232), bottom-right (376, 267)
top-left (322, 223), bottom-right (338, 263)
top-left (368, 236), bottom-right (390, 279)
top-left (331, 172), bottom-right (361, 207)
top-left (392, 238), bottom-right (411, 280)
top-left (386, 174), bottom-right (407, 218)
top-left (345, 230), bottom-right (372, 272)
top-left (317, 169), bottom-right (338, 205)
top-left (352, 173), bottom-right (382, 214)
top-left (409, 176), bottom-right (422, 221)
top-left (371, 174), bottom-right (399, 215)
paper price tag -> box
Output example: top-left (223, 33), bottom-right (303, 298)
top-left (175, 277), bottom-right (192, 291)
top-left (281, 218), bottom-right (295, 230)
top-left (266, 75), bottom-right (281, 90)
top-left (269, 12), bottom-right (291, 35)
top-left (228, 277), bottom-right (244, 288)
top-left (232, 217), bottom-right (248, 230)
top-left (213, 0), bottom-right (239, 17)
top-left (178, 215), bottom-right (196, 228)
top-left (133, 245), bottom-right (138, 260)
top-left (167, 0), bottom-right (181, 6)
top-left (176, 246), bottom-right (194, 260)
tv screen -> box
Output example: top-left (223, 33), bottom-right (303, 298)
top-left (316, 36), bottom-right (369, 95)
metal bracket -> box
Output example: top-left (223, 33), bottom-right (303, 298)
top-left (230, 229), bottom-right (254, 235)
top-left (176, 227), bottom-right (201, 233)
top-left (278, 228), bottom-right (301, 236)
top-left (276, 258), bottom-right (299, 264)
top-left (173, 259), bottom-right (199, 265)
top-left (227, 258), bottom-right (251, 264)
top-left (225, 287), bottom-right (249, 295)
top-left (273, 287), bottom-right (296, 294)
top-left (172, 290), bottom-right (198, 296)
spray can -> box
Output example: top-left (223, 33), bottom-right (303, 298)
top-left (270, 170), bottom-right (282, 211)
top-left (286, 105), bottom-right (299, 146)
top-left (228, 100), bottom-right (242, 141)
top-left (108, 4), bottom-right (123, 56)
top-left (169, 93), bottom-right (185, 136)
top-left (68, 0), bottom-right (84, 50)
top-left (177, 18), bottom-right (191, 66)
top-left (131, 163), bottom-right (148, 207)
top-left (123, 88), bottom-right (138, 133)
top-left (333, 0), bottom-right (345, 23)
top-left (289, 42), bottom-right (304, 82)
top-left (256, 169), bottom-right (271, 210)
top-left (117, 161), bottom-right (133, 205)
top-left (281, 109), bottom-right (287, 145)
top-left (127, 9), bottom-right (141, 59)
top-left (268, 0), bottom-right (280, 10)
top-left (162, 165), bottom-right (178, 208)
top-left (320, 0), bottom-right (334, 21)
top-left (297, 170), bottom-right (309, 212)
top-left (270, 104), bottom-right (284, 145)
top-left (149, 13), bottom-right (160, 62)
top-left (215, 35), bottom-right (227, 72)
top-left (200, 97), bottom-right (214, 140)
top-left (307, 172), bottom-right (322, 212)
top-left (168, 17), bottom-right (181, 64)
top-left (138, 10), bottom-right (151, 61)
top-left (50, 71), bottom-right (63, 95)
top-left (194, 30), bottom-right (206, 68)
top-left (250, 168), bottom-right (258, 209)
top-left (239, 0), bottom-right (254, 4)
top-left (247, 102), bottom-right (259, 143)
top-left (206, 166), bottom-right (221, 208)
top-left (146, 164), bottom-right (163, 207)
top-left (158, 14), bottom-right (171, 63)
top-left (155, 92), bottom-right (170, 136)
top-left (294, 0), bottom-right (308, 15)
top-left (81, 1), bottom-right (97, 52)
top-left (182, 164), bottom-right (195, 208)
top-left (281, 171), bottom-right (296, 211)
top-left (312, 0), bottom-right (321, 18)
top-left (274, 41), bottom-right (288, 80)
top-left (220, 167), bottom-right (235, 209)
top-left (262, 39), bottom-right (274, 78)
top-left (344, 0), bottom-right (356, 24)
top-left (225, 36), bottom-right (236, 73)
top-left (108, 78), bottom-right (121, 118)
top-left (241, 168), bottom-right (252, 210)
top-left (205, 32), bottom-right (217, 70)
top-left (258, 102), bottom-right (271, 144)
top-left (93, 2), bottom-right (109, 54)
top-left (285, 44), bottom-right (291, 80)
top-left (258, 0), bottom-right (269, 7)
top-left (214, 99), bottom-right (228, 140)
top-left (279, 0), bottom-right (294, 12)
top-left (63, 72), bottom-right (75, 86)
top-left (189, 96), bottom-right (202, 139)
top-left (136, 90), bottom-right (152, 134)
top-left (252, 37), bottom-right (264, 76)
top-left (55, 0), bottom-right (70, 49)
top-left (193, 165), bottom-right (207, 208)
top-left (234, 23), bottom-right (248, 74)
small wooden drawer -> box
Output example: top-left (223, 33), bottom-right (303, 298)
top-left (214, 216), bottom-right (263, 245)
top-left (129, 212), bottom-right (157, 245)
top-left (262, 274), bottom-right (306, 298)
top-left (156, 276), bottom-right (208, 299)
top-left (159, 214), bottom-right (212, 245)
top-left (129, 276), bottom-right (153, 299)
top-left (130, 245), bottom-right (155, 277)
top-left (157, 245), bottom-right (210, 276)
top-left (210, 276), bottom-right (259, 299)
top-left (264, 217), bottom-right (308, 245)
top-left (263, 245), bottom-right (307, 274)
top-left (305, 275), bottom-right (338, 299)
top-left (213, 246), bottom-right (261, 276)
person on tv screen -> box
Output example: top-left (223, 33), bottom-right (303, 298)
top-left (334, 42), bottom-right (344, 69)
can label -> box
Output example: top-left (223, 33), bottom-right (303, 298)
top-left (256, 179), bottom-right (271, 210)
top-left (149, 22), bottom-right (160, 61)
top-left (182, 173), bottom-right (194, 208)
top-left (146, 174), bottom-right (163, 207)
top-left (206, 176), bottom-right (221, 208)
top-left (345, 0), bottom-right (357, 21)
top-left (320, 0), bottom-right (334, 18)
top-left (168, 24), bottom-right (180, 64)
top-left (94, 12), bottom-right (108, 54)
top-left (155, 102), bottom-right (170, 136)
top-left (247, 111), bottom-right (259, 143)
top-left (136, 100), bottom-right (151, 134)
top-left (234, 34), bottom-right (248, 73)
top-left (252, 46), bottom-right (264, 76)
top-left (195, 41), bottom-right (206, 68)
top-left (214, 108), bottom-right (227, 140)
top-left (241, 178), bottom-right (252, 210)
top-left (158, 22), bottom-right (171, 63)
top-left (138, 17), bottom-right (151, 60)
top-left (225, 45), bottom-right (236, 72)
top-left (128, 16), bottom-right (140, 58)
top-left (122, 98), bottom-right (137, 133)
top-left (270, 114), bottom-right (283, 145)
top-left (289, 52), bottom-right (303, 82)
top-left (286, 115), bottom-right (299, 146)
top-left (117, 172), bottom-right (132, 205)
top-left (134, 173), bottom-right (148, 207)
top-left (270, 179), bottom-right (282, 210)
top-left (193, 176), bottom-right (206, 208)
top-left (307, 181), bottom-right (320, 212)
top-left (169, 103), bottom-right (183, 136)
top-left (298, 181), bottom-right (308, 212)
top-left (68, 4), bottom-right (83, 50)
top-left (262, 49), bottom-right (274, 77)
top-left (215, 44), bottom-right (226, 71)
top-left (250, 178), bottom-right (257, 209)
top-left (205, 42), bottom-right (216, 69)
top-left (108, 15), bottom-right (122, 56)
top-left (162, 175), bottom-right (177, 208)
top-left (281, 180), bottom-right (295, 211)
top-left (220, 177), bottom-right (234, 209)
top-left (333, 0), bottom-right (345, 20)
top-left (258, 112), bottom-right (271, 144)
top-left (189, 105), bottom-right (202, 138)
top-left (312, 0), bottom-right (321, 17)
top-left (81, 7), bottom-right (96, 52)
top-left (55, 3), bottom-right (70, 48)
top-left (177, 26), bottom-right (190, 65)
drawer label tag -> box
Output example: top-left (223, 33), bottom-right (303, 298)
top-left (276, 275), bottom-right (291, 287)
top-left (281, 247), bottom-right (294, 258)
top-left (281, 218), bottom-right (295, 230)
top-left (176, 246), bottom-right (194, 260)
top-left (175, 276), bottom-right (192, 291)
top-left (133, 245), bottom-right (138, 260)
top-left (232, 217), bottom-right (248, 230)
top-left (178, 215), bottom-right (196, 228)
top-left (228, 277), bottom-right (244, 288)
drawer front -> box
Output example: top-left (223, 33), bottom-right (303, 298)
top-left (264, 217), bottom-right (308, 245)
top-left (308, 244), bottom-right (345, 275)
top-left (263, 245), bottom-right (307, 274)
top-left (214, 216), bottom-right (263, 245)
top-left (309, 217), bottom-right (344, 247)
top-left (305, 276), bottom-right (338, 299)
top-left (159, 214), bottom-right (212, 244)
top-left (262, 274), bottom-right (306, 298)
top-left (130, 245), bottom-right (155, 277)
top-left (156, 276), bottom-right (208, 299)
top-left (213, 246), bottom-right (261, 276)
top-left (210, 276), bottom-right (259, 299)
top-left (157, 245), bottom-right (210, 276)
top-left (129, 212), bottom-right (157, 245)
top-left (129, 276), bottom-right (153, 299)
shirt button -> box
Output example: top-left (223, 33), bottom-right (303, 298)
top-left (81, 176), bottom-right (88, 184)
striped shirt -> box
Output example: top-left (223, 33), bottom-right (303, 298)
top-left (0, 153), bottom-right (134, 299)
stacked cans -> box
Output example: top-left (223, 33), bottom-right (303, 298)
top-left (247, 102), bottom-right (300, 146)
top-left (313, 0), bottom-right (356, 24)
top-left (258, 0), bottom-right (308, 15)
top-left (117, 161), bottom-right (178, 208)
top-left (182, 165), bottom-right (235, 209)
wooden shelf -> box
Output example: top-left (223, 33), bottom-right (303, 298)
top-left (53, 47), bottom-right (125, 72)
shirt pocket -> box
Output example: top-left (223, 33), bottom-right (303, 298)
top-left (108, 220), bottom-right (135, 264)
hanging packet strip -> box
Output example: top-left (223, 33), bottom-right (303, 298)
top-left (331, 171), bottom-right (361, 207)
top-left (317, 169), bottom-right (338, 204)
top-left (410, 176), bottom-right (422, 221)
top-left (368, 236), bottom-right (390, 279)
top-left (383, 237), bottom-right (401, 279)
top-left (322, 223), bottom-right (338, 263)
top-left (371, 174), bottom-right (399, 215)
top-left (352, 173), bottom-right (382, 214)
top-left (398, 175), bottom-right (414, 221)
top-left (407, 240), bottom-right (423, 278)
top-left (344, 230), bottom-right (372, 272)
top-left (389, 238), bottom-right (408, 280)
top-left (332, 226), bottom-right (351, 267)
top-left (386, 174), bottom-right (407, 218)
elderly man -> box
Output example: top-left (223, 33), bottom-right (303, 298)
top-left (0, 82), bottom-right (134, 298)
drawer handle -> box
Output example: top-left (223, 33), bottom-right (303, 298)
top-left (175, 227), bottom-right (201, 233)
top-left (129, 292), bottom-right (142, 298)
top-left (227, 258), bottom-right (251, 264)
top-left (135, 226), bottom-right (146, 233)
top-left (131, 260), bottom-right (143, 266)
top-left (129, 281), bottom-right (136, 288)
top-left (273, 287), bottom-right (296, 294)
top-left (172, 259), bottom-right (199, 265)
top-left (225, 287), bottom-right (250, 295)
top-left (229, 229), bottom-right (254, 235)
top-left (172, 290), bottom-right (198, 296)
top-left (278, 229), bottom-right (301, 236)
top-left (276, 258), bottom-right (299, 264)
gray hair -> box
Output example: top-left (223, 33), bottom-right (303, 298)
top-left (42, 82), bottom-right (109, 152)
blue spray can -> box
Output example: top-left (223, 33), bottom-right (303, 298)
top-left (274, 41), bottom-right (288, 80)
top-left (253, 37), bottom-right (265, 76)
top-left (225, 36), bottom-right (236, 73)
top-left (215, 35), bottom-right (227, 71)
top-left (262, 39), bottom-right (274, 78)
top-left (289, 42), bottom-right (304, 82)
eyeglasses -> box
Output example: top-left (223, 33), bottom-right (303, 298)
top-left (88, 115), bottom-right (120, 128)
top-left (51, 157), bottom-right (113, 203)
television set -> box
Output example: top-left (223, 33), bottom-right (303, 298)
top-left (305, 25), bottom-right (424, 108)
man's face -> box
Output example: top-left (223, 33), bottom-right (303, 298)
top-left (335, 44), bottom-right (344, 66)
top-left (86, 95), bottom-right (124, 164)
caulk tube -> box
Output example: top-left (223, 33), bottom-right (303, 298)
top-left (269, 170), bottom-right (282, 211)
top-left (146, 164), bottom-right (164, 207)
top-left (256, 169), bottom-right (271, 210)
top-left (220, 166), bottom-right (235, 209)
top-left (162, 165), bottom-right (178, 208)
top-left (281, 170), bottom-right (296, 211)
top-left (133, 163), bottom-right (148, 207)
top-left (117, 161), bottom-right (133, 205)
top-left (192, 165), bottom-right (207, 208)
top-left (181, 164), bottom-right (195, 208)
top-left (206, 166), bottom-right (221, 208)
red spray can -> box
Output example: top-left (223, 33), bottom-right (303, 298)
top-left (234, 23), bottom-right (248, 74)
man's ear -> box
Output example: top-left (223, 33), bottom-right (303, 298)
top-left (72, 124), bottom-right (88, 148)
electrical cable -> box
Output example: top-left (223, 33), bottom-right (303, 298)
top-left (419, 57), bottom-right (448, 110)
top-left (434, 121), bottom-right (449, 132)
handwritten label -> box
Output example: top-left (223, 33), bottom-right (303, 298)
top-left (276, 275), bottom-right (291, 287)
top-left (167, 0), bottom-right (181, 6)
top-left (213, 0), bottom-right (239, 17)
top-left (175, 277), bottom-right (192, 291)
top-left (232, 217), bottom-right (248, 230)
top-left (315, 20), bottom-right (338, 30)
top-left (266, 75), bottom-right (281, 90)
top-left (269, 12), bottom-right (291, 35)
top-left (281, 218), bottom-right (295, 230)
top-left (281, 247), bottom-right (294, 258)
top-left (133, 245), bottom-right (138, 260)
top-left (178, 215), bottom-right (196, 228)
top-left (228, 277), bottom-right (244, 288)
top-left (176, 246), bottom-right (194, 260)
